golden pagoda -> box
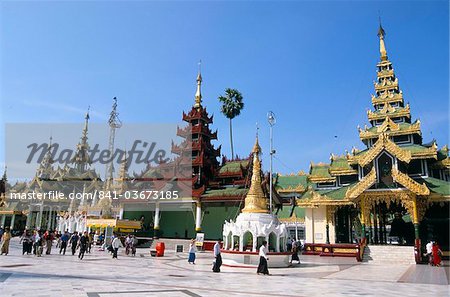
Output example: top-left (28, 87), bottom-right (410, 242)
top-left (242, 137), bottom-right (269, 213)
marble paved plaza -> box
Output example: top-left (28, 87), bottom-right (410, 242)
top-left (0, 238), bottom-right (448, 297)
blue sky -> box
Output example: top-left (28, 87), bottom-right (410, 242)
top-left (1, 1), bottom-right (448, 178)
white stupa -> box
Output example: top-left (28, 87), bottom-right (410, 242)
top-left (221, 137), bottom-right (289, 267)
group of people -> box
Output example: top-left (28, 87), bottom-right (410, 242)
top-left (187, 238), bottom-right (275, 275)
top-left (188, 239), bottom-right (223, 272)
top-left (16, 229), bottom-right (95, 259)
top-left (0, 226), bottom-right (140, 261)
top-left (426, 240), bottom-right (443, 267)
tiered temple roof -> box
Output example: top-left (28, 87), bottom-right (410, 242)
top-left (274, 24), bottom-right (449, 213)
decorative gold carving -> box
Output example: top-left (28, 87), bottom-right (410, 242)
top-left (391, 168), bottom-right (430, 195)
top-left (367, 104), bottom-right (411, 121)
top-left (296, 186), bottom-right (353, 208)
top-left (358, 133), bottom-right (411, 167)
top-left (360, 196), bottom-right (371, 225)
top-left (326, 205), bottom-right (336, 224)
top-left (377, 117), bottom-right (399, 133)
top-left (377, 69), bottom-right (394, 78)
top-left (359, 120), bottom-right (421, 140)
top-left (374, 77), bottom-right (398, 91)
top-left (333, 248), bottom-right (358, 254)
top-left (278, 184), bottom-right (306, 193)
top-left (346, 167), bottom-right (376, 199)
top-left (242, 137), bottom-right (269, 214)
top-left (371, 92), bottom-right (404, 105)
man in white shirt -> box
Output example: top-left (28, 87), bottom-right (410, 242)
top-left (257, 240), bottom-right (269, 275)
top-left (426, 240), bottom-right (433, 265)
top-left (212, 239), bottom-right (222, 272)
top-left (111, 235), bottom-right (123, 259)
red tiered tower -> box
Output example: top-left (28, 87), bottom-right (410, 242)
top-left (171, 71), bottom-right (221, 197)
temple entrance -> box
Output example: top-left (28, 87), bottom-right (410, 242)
top-left (368, 200), bottom-right (415, 246)
top-left (335, 205), bottom-right (357, 243)
top-left (420, 202), bottom-right (449, 252)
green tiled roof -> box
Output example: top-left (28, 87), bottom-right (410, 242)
top-left (437, 147), bottom-right (449, 161)
top-left (310, 164), bottom-right (332, 178)
top-left (276, 205), bottom-right (293, 218)
top-left (275, 175), bottom-right (308, 190)
top-left (418, 177), bottom-right (450, 196)
top-left (219, 160), bottom-right (249, 174)
top-left (293, 206), bottom-right (305, 218)
top-left (321, 184), bottom-right (354, 200)
top-left (401, 144), bottom-right (433, 154)
top-left (202, 187), bottom-right (248, 198)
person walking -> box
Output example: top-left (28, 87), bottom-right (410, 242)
top-left (131, 235), bottom-right (138, 257)
top-left (212, 239), bottom-right (222, 272)
top-left (432, 241), bottom-right (443, 267)
top-left (69, 232), bottom-right (80, 256)
top-left (44, 231), bottom-right (54, 255)
top-left (257, 240), bottom-right (270, 275)
top-left (34, 231), bottom-right (43, 257)
top-left (426, 240), bottom-right (434, 265)
top-left (78, 232), bottom-right (88, 260)
top-left (188, 239), bottom-right (196, 264)
top-left (290, 240), bottom-right (300, 264)
top-left (111, 234), bottom-right (123, 259)
top-left (59, 231), bottom-right (69, 255)
top-left (0, 227), bottom-right (12, 255)
top-left (20, 230), bottom-right (33, 255)
top-left (87, 232), bottom-right (93, 253)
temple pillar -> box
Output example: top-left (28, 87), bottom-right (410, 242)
top-left (47, 207), bottom-right (53, 230)
top-left (37, 204), bottom-right (44, 230)
top-left (195, 202), bottom-right (202, 232)
top-left (239, 236), bottom-right (244, 252)
top-left (305, 208), bottom-right (315, 243)
top-left (68, 218), bottom-right (74, 233)
top-left (26, 205), bottom-right (33, 229)
top-left (276, 235), bottom-right (280, 252)
top-left (10, 214), bottom-right (16, 230)
top-left (252, 236), bottom-right (257, 252)
top-left (373, 205), bottom-right (379, 244)
top-left (153, 202), bottom-right (160, 238)
top-left (412, 196), bottom-right (420, 240)
top-left (119, 207), bottom-right (124, 220)
top-left (360, 197), bottom-right (367, 242)
top-left (231, 235), bottom-right (235, 251)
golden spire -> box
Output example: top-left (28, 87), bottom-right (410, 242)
top-left (194, 60), bottom-right (202, 109)
top-left (242, 136), bottom-right (268, 213)
top-left (378, 21), bottom-right (388, 61)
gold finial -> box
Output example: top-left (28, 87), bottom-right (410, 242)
top-left (194, 60), bottom-right (202, 109)
top-left (377, 18), bottom-right (388, 61)
top-left (242, 135), bottom-right (268, 213)
top-left (252, 129), bottom-right (261, 154)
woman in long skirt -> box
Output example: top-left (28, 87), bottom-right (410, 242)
top-left (0, 227), bottom-right (11, 255)
top-left (257, 241), bottom-right (269, 275)
top-left (188, 239), bottom-right (196, 264)
top-left (290, 241), bottom-right (300, 263)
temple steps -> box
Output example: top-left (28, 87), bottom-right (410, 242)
top-left (362, 245), bottom-right (416, 265)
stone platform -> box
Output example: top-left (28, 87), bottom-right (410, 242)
top-left (0, 238), bottom-right (448, 297)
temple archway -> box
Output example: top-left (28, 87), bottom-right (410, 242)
top-left (243, 231), bottom-right (253, 252)
top-left (269, 232), bottom-right (277, 252)
top-left (376, 152), bottom-right (395, 188)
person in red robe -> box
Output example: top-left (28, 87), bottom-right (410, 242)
top-left (432, 241), bottom-right (443, 267)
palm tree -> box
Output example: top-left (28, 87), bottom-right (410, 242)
top-left (218, 88), bottom-right (244, 160)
